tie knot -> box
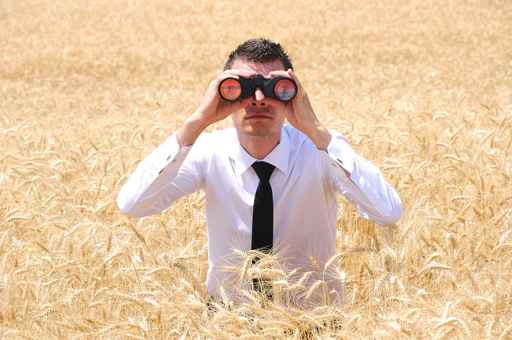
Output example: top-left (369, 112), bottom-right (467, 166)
top-left (252, 161), bottom-right (275, 182)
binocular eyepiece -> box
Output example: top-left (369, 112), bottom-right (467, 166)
top-left (218, 75), bottom-right (297, 102)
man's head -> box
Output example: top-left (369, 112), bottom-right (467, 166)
top-left (224, 38), bottom-right (294, 139)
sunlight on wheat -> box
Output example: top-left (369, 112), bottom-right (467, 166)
top-left (1, 0), bottom-right (511, 338)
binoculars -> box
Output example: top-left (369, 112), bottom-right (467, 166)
top-left (218, 75), bottom-right (297, 102)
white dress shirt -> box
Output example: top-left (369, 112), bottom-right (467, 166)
top-left (117, 125), bottom-right (403, 306)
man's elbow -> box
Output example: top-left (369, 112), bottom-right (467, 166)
top-left (380, 201), bottom-right (403, 225)
top-left (116, 193), bottom-right (146, 218)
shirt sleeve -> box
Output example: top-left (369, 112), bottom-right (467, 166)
top-left (322, 131), bottom-right (403, 225)
top-left (116, 133), bottom-right (205, 217)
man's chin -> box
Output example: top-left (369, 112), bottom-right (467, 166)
top-left (241, 126), bottom-right (278, 138)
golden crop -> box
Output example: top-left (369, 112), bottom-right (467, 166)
top-left (1, 0), bottom-right (511, 338)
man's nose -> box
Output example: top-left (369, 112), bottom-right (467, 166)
top-left (253, 88), bottom-right (265, 103)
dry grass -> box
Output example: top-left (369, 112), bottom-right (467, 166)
top-left (1, 0), bottom-right (511, 338)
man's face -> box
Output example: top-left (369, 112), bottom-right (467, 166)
top-left (229, 58), bottom-right (287, 139)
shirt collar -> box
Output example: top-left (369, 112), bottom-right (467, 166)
top-left (229, 127), bottom-right (290, 176)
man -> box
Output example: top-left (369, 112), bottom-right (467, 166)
top-left (117, 38), bottom-right (403, 307)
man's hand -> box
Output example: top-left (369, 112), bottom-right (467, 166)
top-left (269, 69), bottom-right (332, 150)
top-left (177, 69), bottom-right (254, 146)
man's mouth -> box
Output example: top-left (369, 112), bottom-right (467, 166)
top-left (245, 108), bottom-right (273, 120)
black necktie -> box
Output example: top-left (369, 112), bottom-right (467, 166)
top-left (251, 161), bottom-right (275, 252)
top-left (251, 161), bottom-right (275, 299)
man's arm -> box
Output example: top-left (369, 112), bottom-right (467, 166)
top-left (117, 69), bottom-right (254, 217)
top-left (270, 68), bottom-right (402, 225)
top-left (116, 119), bottom-right (206, 217)
top-left (323, 132), bottom-right (403, 225)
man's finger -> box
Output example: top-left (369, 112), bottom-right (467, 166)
top-left (284, 69), bottom-right (305, 97)
top-left (286, 69), bottom-right (303, 86)
top-left (222, 69), bottom-right (257, 78)
top-left (267, 70), bottom-right (290, 78)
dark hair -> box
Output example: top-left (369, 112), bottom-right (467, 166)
top-left (223, 38), bottom-right (294, 71)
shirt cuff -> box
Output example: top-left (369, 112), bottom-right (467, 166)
top-left (326, 132), bottom-right (356, 176)
top-left (154, 134), bottom-right (192, 174)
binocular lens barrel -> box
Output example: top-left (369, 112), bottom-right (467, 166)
top-left (274, 78), bottom-right (297, 101)
top-left (218, 78), bottom-right (242, 101)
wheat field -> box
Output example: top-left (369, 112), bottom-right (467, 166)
top-left (1, 0), bottom-right (511, 338)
